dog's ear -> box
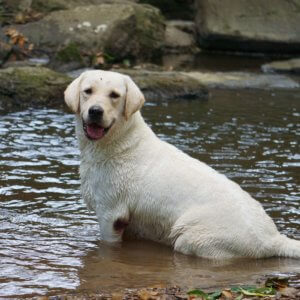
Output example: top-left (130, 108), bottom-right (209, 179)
top-left (124, 75), bottom-right (145, 120)
top-left (64, 74), bottom-right (83, 114)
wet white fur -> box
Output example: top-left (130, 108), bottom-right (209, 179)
top-left (65, 70), bottom-right (300, 259)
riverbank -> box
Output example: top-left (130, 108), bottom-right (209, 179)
top-left (38, 273), bottom-right (300, 299)
top-left (0, 0), bottom-right (300, 113)
top-left (1, 63), bottom-right (300, 113)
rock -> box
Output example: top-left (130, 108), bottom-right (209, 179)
top-left (162, 53), bottom-right (195, 70)
top-left (68, 67), bottom-right (209, 101)
top-left (69, 68), bottom-right (300, 100)
top-left (165, 21), bottom-right (199, 53)
top-left (185, 71), bottom-right (300, 90)
top-left (0, 66), bottom-right (209, 112)
top-left (262, 58), bottom-right (300, 74)
top-left (99, 68), bottom-right (209, 100)
top-left (3, 65), bottom-right (299, 113)
top-left (0, 66), bottom-right (71, 112)
top-left (195, 0), bottom-right (300, 54)
top-left (1, 2), bottom-right (165, 68)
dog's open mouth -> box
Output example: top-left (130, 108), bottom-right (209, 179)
top-left (83, 120), bottom-right (114, 140)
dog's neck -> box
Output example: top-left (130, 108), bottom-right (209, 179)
top-left (76, 111), bottom-right (154, 163)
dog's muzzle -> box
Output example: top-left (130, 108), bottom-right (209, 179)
top-left (83, 105), bottom-right (115, 140)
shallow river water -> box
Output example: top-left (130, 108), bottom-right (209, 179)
top-left (0, 89), bottom-right (299, 297)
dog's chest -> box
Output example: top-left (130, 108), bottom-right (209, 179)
top-left (80, 160), bottom-right (128, 210)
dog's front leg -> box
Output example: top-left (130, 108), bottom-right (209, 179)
top-left (97, 206), bottom-right (130, 243)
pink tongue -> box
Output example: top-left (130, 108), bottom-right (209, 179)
top-left (87, 124), bottom-right (105, 140)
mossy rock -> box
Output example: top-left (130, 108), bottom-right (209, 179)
top-left (104, 4), bottom-right (165, 60)
top-left (1, 3), bottom-right (165, 65)
top-left (115, 68), bottom-right (209, 100)
top-left (55, 43), bottom-right (83, 63)
top-left (0, 66), bottom-right (71, 112)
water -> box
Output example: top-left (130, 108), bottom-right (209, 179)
top-left (0, 89), bottom-right (299, 297)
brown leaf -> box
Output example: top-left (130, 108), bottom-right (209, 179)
top-left (17, 36), bottom-right (26, 48)
top-left (138, 288), bottom-right (160, 300)
top-left (5, 28), bottom-right (17, 37)
top-left (221, 289), bottom-right (233, 299)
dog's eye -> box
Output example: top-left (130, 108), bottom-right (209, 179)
top-left (109, 91), bottom-right (120, 99)
top-left (84, 88), bottom-right (93, 95)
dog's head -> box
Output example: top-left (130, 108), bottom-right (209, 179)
top-left (64, 70), bottom-right (145, 141)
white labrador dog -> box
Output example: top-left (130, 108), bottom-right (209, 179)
top-left (65, 70), bottom-right (300, 259)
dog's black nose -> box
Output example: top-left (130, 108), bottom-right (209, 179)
top-left (88, 105), bottom-right (104, 120)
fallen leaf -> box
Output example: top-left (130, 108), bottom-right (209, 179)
top-left (222, 289), bottom-right (233, 299)
top-left (138, 288), bottom-right (157, 300)
top-left (239, 287), bottom-right (276, 297)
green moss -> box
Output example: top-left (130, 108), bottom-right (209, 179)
top-left (56, 43), bottom-right (82, 63)
top-left (0, 66), bottom-right (71, 109)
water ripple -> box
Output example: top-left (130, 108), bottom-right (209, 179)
top-left (0, 90), bottom-right (299, 297)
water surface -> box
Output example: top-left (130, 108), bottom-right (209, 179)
top-left (0, 89), bottom-right (299, 297)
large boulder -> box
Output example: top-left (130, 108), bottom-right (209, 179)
top-left (195, 0), bottom-right (300, 53)
top-left (1, 2), bottom-right (165, 66)
top-left (164, 20), bottom-right (198, 53)
top-left (0, 66), bottom-right (71, 112)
